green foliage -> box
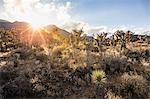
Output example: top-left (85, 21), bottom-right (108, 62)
top-left (91, 70), bottom-right (105, 82)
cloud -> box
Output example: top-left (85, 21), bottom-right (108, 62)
top-left (0, 0), bottom-right (72, 26)
top-left (0, 0), bottom-right (149, 35)
top-left (62, 20), bottom-right (150, 36)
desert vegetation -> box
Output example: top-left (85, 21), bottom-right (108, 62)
top-left (0, 27), bottom-right (150, 99)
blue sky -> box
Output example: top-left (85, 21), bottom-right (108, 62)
top-left (0, 0), bottom-right (149, 27)
top-left (69, 0), bottom-right (150, 27)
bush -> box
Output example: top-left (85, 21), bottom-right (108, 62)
top-left (107, 73), bottom-right (150, 99)
top-left (102, 56), bottom-right (129, 75)
top-left (91, 70), bottom-right (105, 82)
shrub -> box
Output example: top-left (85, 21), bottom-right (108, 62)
top-left (102, 56), bottom-right (129, 75)
top-left (108, 73), bottom-right (150, 98)
top-left (91, 70), bottom-right (105, 82)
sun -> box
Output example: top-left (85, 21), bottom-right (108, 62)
top-left (29, 20), bottom-right (47, 30)
top-left (28, 18), bottom-right (51, 30)
top-left (30, 22), bottom-right (43, 30)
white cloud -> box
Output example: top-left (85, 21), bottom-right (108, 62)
top-left (62, 20), bottom-right (150, 36)
top-left (0, 0), bottom-right (72, 26)
top-left (0, 0), bottom-right (149, 35)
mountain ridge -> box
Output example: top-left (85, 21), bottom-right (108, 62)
top-left (0, 19), bottom-right (70, 36)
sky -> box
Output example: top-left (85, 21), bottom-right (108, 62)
top-left (71, 0), bottom-right (150, 27)
top-left (0, 0), bottom-right (150, 35)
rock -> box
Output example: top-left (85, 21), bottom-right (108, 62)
top-left (35, 60), bottom-right (40, 65)
top-left (0, 61), bottom-right (7, 67)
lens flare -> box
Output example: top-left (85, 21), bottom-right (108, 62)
top-left (30, 23), bottom-right (43, 30)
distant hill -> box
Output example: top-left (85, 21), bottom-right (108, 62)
top-left (44, 25), bottom-right (70, 38)
top-left (143, 31), bottom-right (150, 35)
top-left (0, 19), bottom-right (12, 29)
top-left (0, 19), bottom-right (71, 45)
top-left (0, 20), bottom-right (30, 31)
top-left (0, 20), bottom-right (70, 36)
top-left (0, 19), bottom-right (10, 23)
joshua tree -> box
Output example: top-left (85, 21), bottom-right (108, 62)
top-left (138, 35), bottom-right (142, 41)
top-left (114, 30), bottom-right (127, 51)
top-left (114, 30), bottom-right (122, 42)
top-left (145, 34), bottom-right (150, 44)
top-left (110, 35), bottom-right (116, 47)
top-left (97, 32), bottom-right (108, 46)
top-left (143, 34), bottom-right (150, 44)
top-left (125, 30), bottom-right (133, 43)
top-left (92, 32), bottom-right (108, 56)
top-left (69, 28), bottom-right (84, 48)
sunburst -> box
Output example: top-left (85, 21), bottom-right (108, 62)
top-left (18, 22), bottom-right (65, 54)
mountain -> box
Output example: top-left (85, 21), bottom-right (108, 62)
top-left (0, 19), bottom-right (10, 23)
top-left (0, 20), bottom-right (69, 36)
top-left (44, 25), bottom-right (70, 38)
top-left (0, 19), bottom-right (12, 29)
top-left (143, 31), bottom-right (150, 35)
top-left (0, 19), bottom-right (71, 46)
top-left (0, 20), bottom-right (30, 31)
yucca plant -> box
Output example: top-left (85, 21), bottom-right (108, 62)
top-left (91, 70), bottom-right (105, 82)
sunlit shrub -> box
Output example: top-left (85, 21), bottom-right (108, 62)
top-left (105, 90), bottom-right (122, 99)
top-left (91, 70), bottom-right (105, 82)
